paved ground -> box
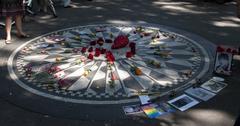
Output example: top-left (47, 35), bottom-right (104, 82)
top-left (0, 0), bottom-right (240, 126)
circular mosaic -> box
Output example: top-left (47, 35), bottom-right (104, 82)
top-left (8, 24), bottom-right (212, 104)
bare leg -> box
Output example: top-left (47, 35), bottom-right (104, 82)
top-left (15, 15), bottom-right (25, 36)
top-left (63, 0), bottom-right (71, 7)
top-left (43, 0), bottom-right (48, 12)
top-left (5, 16), bottom-right (12, 41)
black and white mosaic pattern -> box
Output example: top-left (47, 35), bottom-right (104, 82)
top-left (8, 24), bottom-right (212, 104)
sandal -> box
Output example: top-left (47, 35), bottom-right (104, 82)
top-left (17, 34), bottom-right (30, 38)
top-left (5, 40), bottom-right (12, 44)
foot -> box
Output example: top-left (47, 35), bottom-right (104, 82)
top-left (64, 4), bottom-right (75, 8)
top-left (17, 33), bottom-right (30, 38)
top-left (5, 39), bottom-right (12, 44)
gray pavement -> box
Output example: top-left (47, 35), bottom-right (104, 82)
top-left (0, 0), bottom-right (240, 126)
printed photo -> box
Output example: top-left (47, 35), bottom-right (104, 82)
top-left (123, 104), bottom-right (143, 115)
top-left (185, 87), bottom-right (216, 101)
top-left (214, 52), bottom-right (233, 75)
top-left (168, 94), bottom-right (199, 111)
top-left (201, 79), bottom-right (227, 93)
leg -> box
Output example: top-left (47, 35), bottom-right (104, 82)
top-left (41, 0), bottom-right (48, 12)
top-left (15, 15), bottom-right (29, 38)
top-left (63, 0), bottom-right (71, 7)
top-left (5, 16), bottom-right (12, 41)
top-left (15, 15), bottom-right (24, 35)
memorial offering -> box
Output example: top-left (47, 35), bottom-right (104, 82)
top-left (214, 45), bottom-right (238, 75)
top-left (185, 87), bottom-right (216, 101)
top-left (8, 24), bottom-right (212, 104)
top-left (168, 94), bottom-right (199, 111)
top-left (201, 79), bottom-right (227, 93)
top-left (123, 104), bottom-right (143, 115)
top-left (141, 104), bottom-right (161, 118)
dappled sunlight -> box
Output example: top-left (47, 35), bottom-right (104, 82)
top-left (73, 5), bottom-right (92, 9)
top-left (121, 8), bottom-right (133, 12)
top-left (221, 16), bottom-right (240, 23)
top-left (152, 1), bottom-right (205, 14)
top-left (106, 20), bottom-right (132, 25)
top-left (234, 55), bottom-right (240, 61)
top-left (38, 15), bottom-right (55, 20)
top-left (160, 6), bottom-right (204, 14)
top-left (106, 20), bottom-right (148, 25)
top-left (212, 21), bottom-right (240, 27)
top-left (95, 6), bottom-right (105, 10)
top-left (153, 1), bottom-right (193, 6)
top-left (186, 109), bottom-right (234, 126)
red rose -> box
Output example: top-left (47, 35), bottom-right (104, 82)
top-left (95, 50), bottom-right (101, 57)
top-left (226, 48), bottom-right (232, 53)
top-left (58, 79), bottom-right (64, 86)
top-left (216, 46), bottom-right (225, 52)
top-left (129, 42), bottom-right (136, 48)
top-left (81, 47), bottom-right (87, 53)
top-left (88, 47), bottom-right (93, 52)
top-left (95, 48), bottom-right (100, 52)
top-left (106, 51), bottom-right (115, 64)
top-left (111, 35), bottom-right (129, 49)
top-left (126, 51), bottom-right (133, 58)
top-left (101, 48), bottom-right (106, 54)
top-left (88, 54), bottom-right (94, 60)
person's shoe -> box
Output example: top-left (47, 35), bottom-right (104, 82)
top-left (5, 40), bottom-right (12, 44)
top-left (17, 34), bottom-right (30, 38)
top-left (64, 5), bottom-right (72, 8)
top-left (64, 4), bottom-right (75, 8)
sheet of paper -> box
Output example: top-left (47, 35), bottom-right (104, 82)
top-left (139, 95), bottom-right (150, 105)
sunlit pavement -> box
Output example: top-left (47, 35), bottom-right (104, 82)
top-left (0, 0), bottom-right (240, 126)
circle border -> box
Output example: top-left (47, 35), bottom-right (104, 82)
top-left (8, 23), bottom-right (213, 104)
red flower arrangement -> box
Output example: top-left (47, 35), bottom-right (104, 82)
top-left (88, 47), bottom-right (93, 52)
top-left (101, 48), bottom-right (106, 54)
top-left (111, 35), bottom-right (129, 49)
top-left (88, 54), bottom-right (94, 60)
top-left (217, 46), bottom-right (225, 52)
top-left (81, 47), bottom-right (87, 53)
top-left (126, 51), bottom-right (133, 58)
top-left (95, 48), bottom-right (101, 57)
top-left (106, 51), bottom-right (115, 64)
top-left (129, 42), bottom-right (136, 54)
